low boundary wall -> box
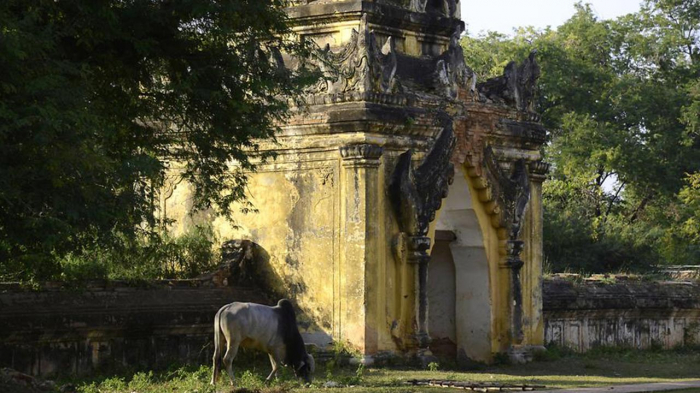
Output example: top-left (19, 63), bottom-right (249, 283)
top-left (0, 280), bottom-right (269, 376)
top-left (2, 278), bottom-right (699, 376)
top-left (544, 279), bottom-right (700, 351)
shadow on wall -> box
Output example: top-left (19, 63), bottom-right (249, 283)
top-left (0, 240), bottom-right (331, 376)
top-left (210, 240), bottom-right (332, 350)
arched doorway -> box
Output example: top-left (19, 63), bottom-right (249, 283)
top-left (430, 166), bottom-right (492, 362)
top-left (428, 230), bottom-right (457, 358)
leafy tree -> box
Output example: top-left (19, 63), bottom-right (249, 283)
top-left (462, 1), bottom-right (700, 272)
top-left (0, 0), bottom-right (316, 280)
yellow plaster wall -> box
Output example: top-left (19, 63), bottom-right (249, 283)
top-left (161, 147), bottom-right (544, 359)
top-left (163, 162), bottom-right (340, 345)
top-left (380, 152), bottom-right (418, 353)
top-left (161, 148), bottom-right (407, 355)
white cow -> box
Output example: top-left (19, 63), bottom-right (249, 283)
top-left (210, 299), bottom-right (315, 385)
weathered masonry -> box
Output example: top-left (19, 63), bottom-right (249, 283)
top-left (0, 280), bottom-right (269, 376)
top-left (163, 0), bottom-right (548, 363)
top-left (3, 278), bottom-right (700, 376)
top-left (544, 279), bottom-right (700, 351)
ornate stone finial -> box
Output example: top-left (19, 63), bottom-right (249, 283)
top-left (379, 37), bottom-right (397, 93)
top-left (410, 0), bottom-right (458, 17)
top-left (434, 27), bottom-right (476, 99)
top-left (477, 50), bottom-right (541, 114)
top-left (410, 0), bottom-right (427, 13)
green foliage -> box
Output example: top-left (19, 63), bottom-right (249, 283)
top-left (0, 0), bottom-right (317, 280)
top-left (427, 361), bottom-right (440, 372)
top-left (463, 0), bottom-right (700, 272)
top-left (127, 371), bottom-right (154, 392)
top-left (533, 345), bottom-right (565, 362)
top-left (677, 174), bottom-right (700, 244)
top-left (56, 352), bottom-right (700, 393)
top-left (325, 359), bottom-right (336, 381)
top-left (335, 363), bottom-right (365, 386)
top-left (74, 365), bottom-right (218, 393)
top-left (25, 225), bottom-right (219, 282)
top-left (355, 363), bottom-right (365, 379)
top-left (461, 31), bottom-right (535, 80)
top-left (238, 370), bottom-right (267, 390)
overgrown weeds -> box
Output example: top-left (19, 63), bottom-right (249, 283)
top-left (55, 225), bottom-right (219, 283)
top-left (53, 345), bottom-right (700, 393)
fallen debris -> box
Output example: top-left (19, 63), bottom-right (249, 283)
top-left (405, 379), bottom-right (546, 391)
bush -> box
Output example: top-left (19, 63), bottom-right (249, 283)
top-left (48, 225), bottom-right (220, 282)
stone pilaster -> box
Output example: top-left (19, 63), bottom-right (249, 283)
top-left (338, 143), bottom-right (384, 356)
top-left (522, 161), bottom-right (549, 345)
top-left (406, 236), bottom-right (432, 350)
top-left (507, 160), bottom-right (549, 362)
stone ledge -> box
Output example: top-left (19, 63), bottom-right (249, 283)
top-left (543, 278), bottom-right (700, 311)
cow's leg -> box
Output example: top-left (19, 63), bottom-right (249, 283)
top-left (266, 346), bottom-right (285, 382)
top-left (210, 330), bottom-right (224, 385)
top-left (265, 353), bottom-right (278, 382)
top-left (222, 339), bottom-right (240, 386)
top-left (210, 309), bottom-right (224, 385)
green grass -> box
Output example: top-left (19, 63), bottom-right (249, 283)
top-left (53, 346), bottom-right (700, 393)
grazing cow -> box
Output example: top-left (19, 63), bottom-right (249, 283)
top-left (210, 299), bottom-right (315, 385)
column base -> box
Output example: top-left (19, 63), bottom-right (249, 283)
top-left (416, 348), bottom-right (438, 369)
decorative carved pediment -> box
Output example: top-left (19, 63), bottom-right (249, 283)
top-left (299, 16), bottom-right (473, 101)
top-left (304, 14), bottom-right (398, 96)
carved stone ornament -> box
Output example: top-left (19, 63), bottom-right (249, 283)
top-left (477, 50), bottom-right (541, 114)
top-left (528, 160), bottom-right (550, 182)
top-left (410, 0), bottom-right (458, 18)
top-left (305, 14), bottom-right (398, 96)
top-left (389, 121), bottom-right (455, 351)
top-left (482, 146), bottom-right (532, 345)
top-left (390, 122), bottom-right (456, 237)
top-left (339, 143), bottom-right (384, 160)
top-left (483, 146), bottom-right (530, 241)
top-left (434, 28), bottom-right (477, 99)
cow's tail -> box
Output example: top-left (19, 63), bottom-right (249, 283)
top-left (277, 299), bottom-right (306, 367)
top-left (278, 299), bottom-right (298, 327)
top-left (211, 307), bottom-right (224, 383)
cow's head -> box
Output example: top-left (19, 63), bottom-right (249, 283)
top-left (294, 353), bottom-right (315, 383)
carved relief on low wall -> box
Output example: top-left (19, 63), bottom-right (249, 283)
top-left (544, 279), bottom-right (700, 351)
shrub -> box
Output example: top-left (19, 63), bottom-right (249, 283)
top-left (53, 225), bottom-right (220, 282)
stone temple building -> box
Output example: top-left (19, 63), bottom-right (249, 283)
top-left (163, 0), bottom-right (548, 364)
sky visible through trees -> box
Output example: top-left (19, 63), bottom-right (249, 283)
top-left (462, 0), bottom-right (700, 272)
